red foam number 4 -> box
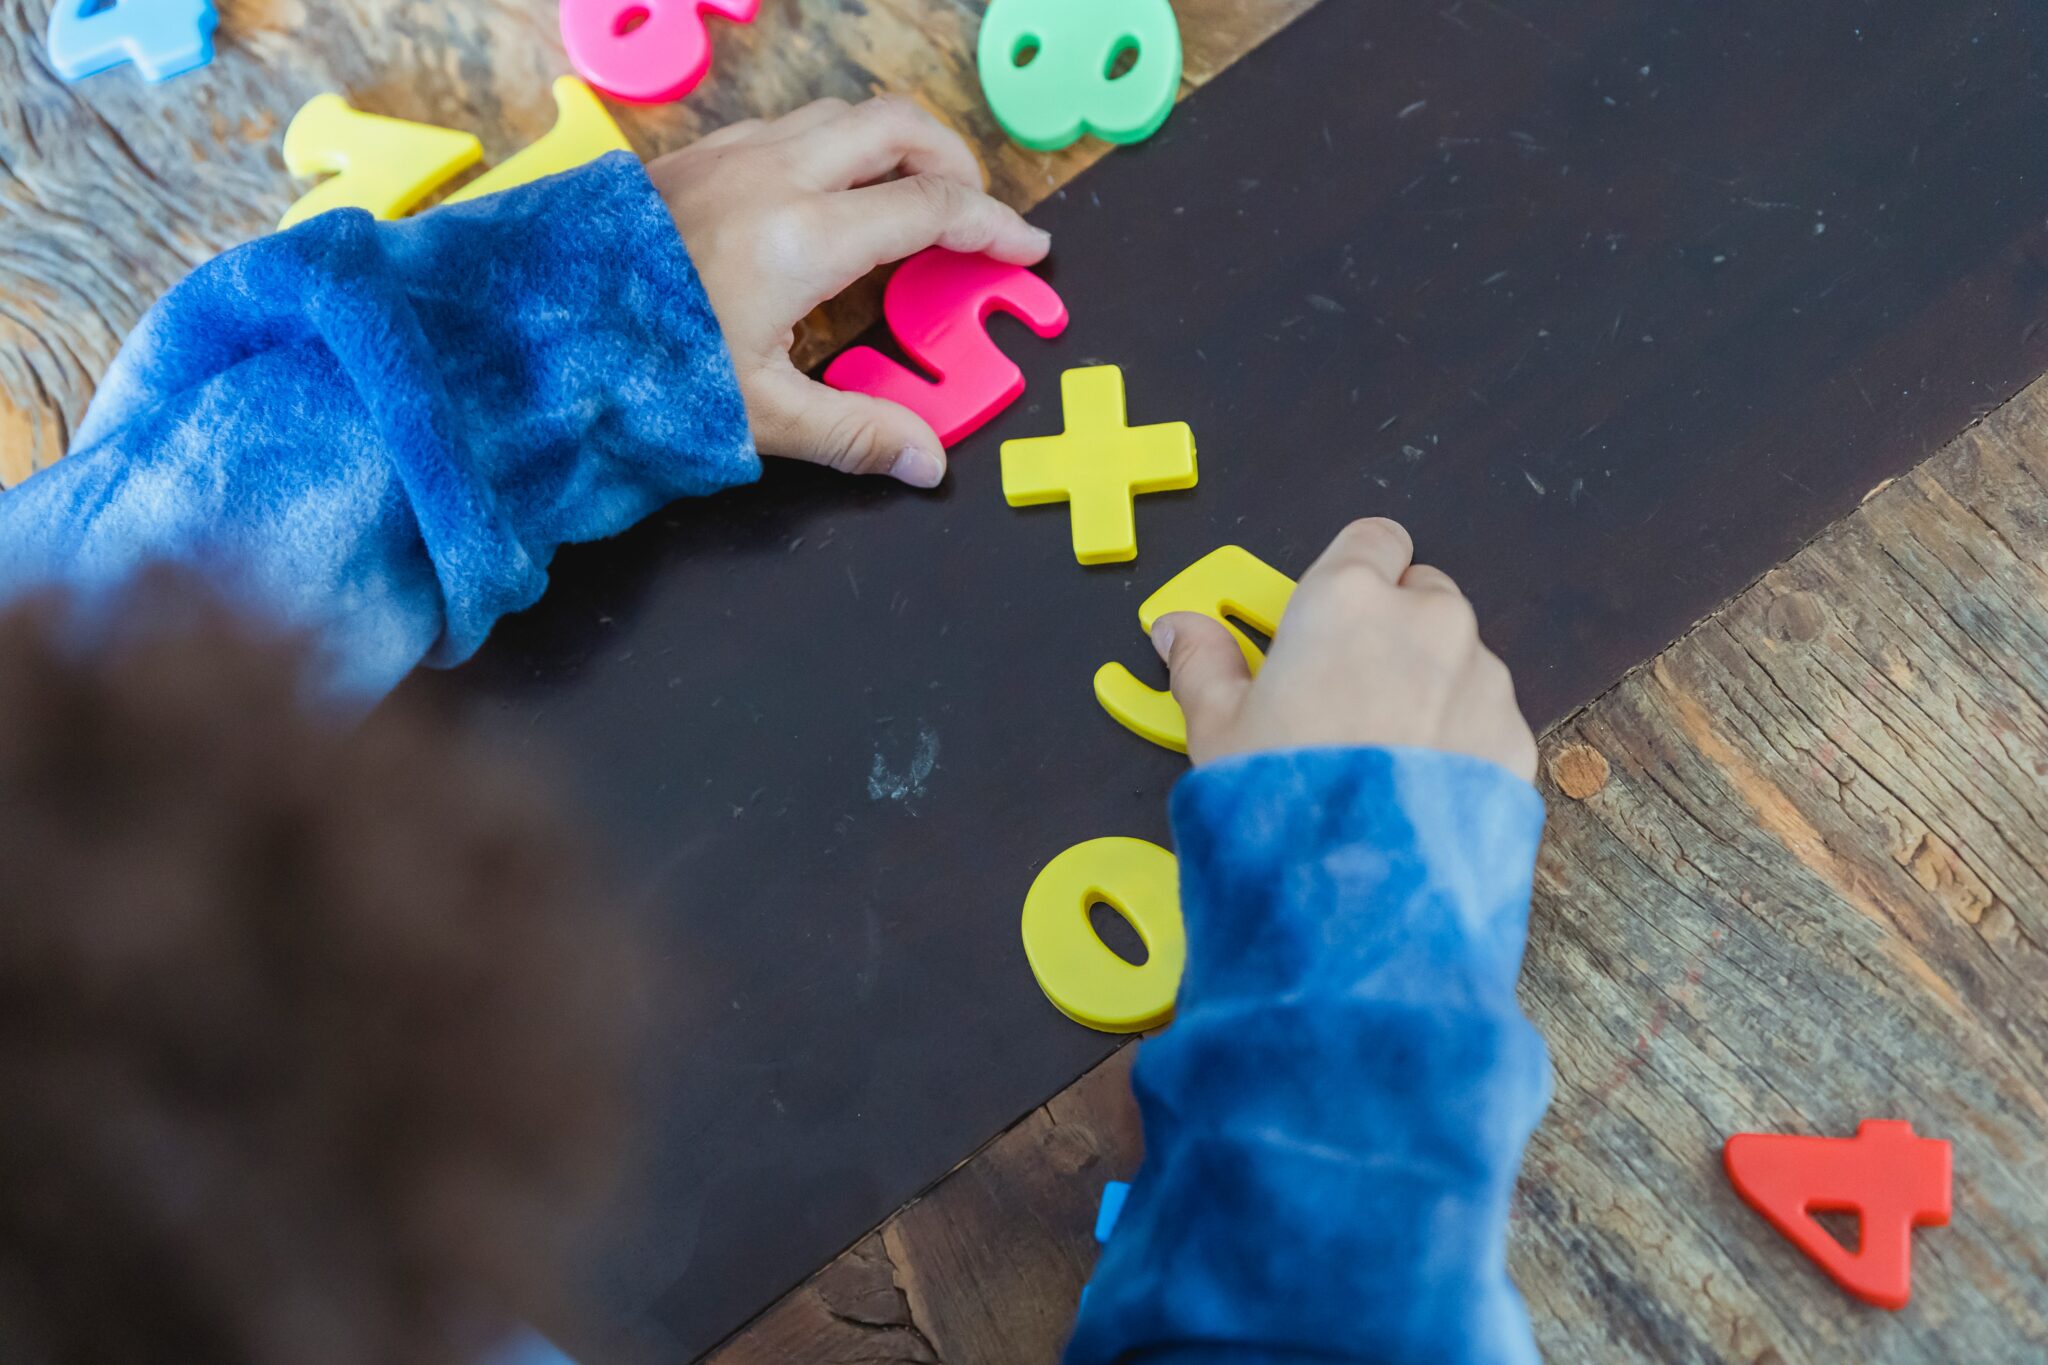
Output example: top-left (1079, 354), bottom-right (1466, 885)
top-left (1723, 1119), bottom-right (1951, 1309)
top-left (823, 249), bottom-right (1069, 448)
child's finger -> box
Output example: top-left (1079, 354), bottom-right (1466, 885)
top-left (1399, 563), bottom-right (1461, 595)
top-left (1154, 612), bottom-right (1252, 754)
top-left (763, 97), bottom-right (851, 139)
top-left (752, 368), bottom-right (949, 487)
top-left (816, 177), bottom-right (1051, 279)
top-left (791, 95), bottom-right (985, 191)
top-left (1304, 517), bottom-right (1415, 586)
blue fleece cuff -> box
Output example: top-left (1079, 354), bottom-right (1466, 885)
top-left (1067, 746), bottom-right (1550, 1365)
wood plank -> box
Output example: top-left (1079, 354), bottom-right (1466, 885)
top-left (0, 0), bottom-right (1315, 486)
top-left (712, 379), bottom-right (2048, 1362)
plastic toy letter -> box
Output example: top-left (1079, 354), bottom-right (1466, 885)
top-left (444, 78), bottom-right (630, 205)
top-left (976, 0), bottom-right (1182, 151)
top-left (1723, 1120), bottom-right (1951, 1310)
top-left (1020, 837), bottom-right (1185, 1033)
top-left (1095, 546), bottom-right (1297, 753)
top-left (823, 248), bottom-right (1069, 448)
top-left (279, 96), bottom-right (482, 230)
top-left (1000, 364), bottom-right (1196, 564)
top-left (560, 0), bottom-right (759, 104)
top-left (46, 0), bottom-right (216, 83)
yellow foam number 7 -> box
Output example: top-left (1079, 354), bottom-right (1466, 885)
top-left (1095, 545), bottom-right (1297, 753)
top-left (279, 80), bottom-right (629, 229)
top-left (976, 0), bottom-right (1183, 152)
top-left (279, 96), bottom-right (482, 229)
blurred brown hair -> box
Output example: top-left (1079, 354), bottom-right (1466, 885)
top-left (0, 572), bottom-right (631, 1365)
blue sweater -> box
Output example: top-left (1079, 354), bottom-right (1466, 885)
top-left (0, 155), bottom-right (1551, 1363)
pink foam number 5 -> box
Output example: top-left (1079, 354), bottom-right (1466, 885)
top-left (560, 0), bottom-right (759, 104)
top-left (824, 249), bottom-right (1069, 448)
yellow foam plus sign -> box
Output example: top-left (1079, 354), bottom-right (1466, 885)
top-left (1000, 365), bottom-right (1197, 564)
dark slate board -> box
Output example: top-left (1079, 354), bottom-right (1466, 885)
top-left (406, 0), bottom-right (2048, 1355)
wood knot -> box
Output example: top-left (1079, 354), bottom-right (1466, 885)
top-left (1547, 743), bottom-right (1610, 800)
top-left (1765, 590), bottom-right (1827, 643)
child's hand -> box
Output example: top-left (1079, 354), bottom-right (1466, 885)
top-left (1153, 519), bottom-right (1539, 780)
top-left (649, 96), bottom-right (1051, 489)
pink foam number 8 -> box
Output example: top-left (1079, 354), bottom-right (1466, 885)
top-left (824, 249), bottom-right (1069, 448)
top-left (560, 0), bottom-right (759, 104)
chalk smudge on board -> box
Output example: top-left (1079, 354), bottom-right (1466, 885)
top-left (868, 723), bottom-right (940, 803)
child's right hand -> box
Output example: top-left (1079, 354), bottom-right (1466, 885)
top-left (649, 96), bottom-right (1051, 489)
top-left (1153, 518), bottom-right (1539, 781)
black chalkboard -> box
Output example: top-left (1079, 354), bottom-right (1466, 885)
top-left (409, 0), bottom-right (2048, 1355)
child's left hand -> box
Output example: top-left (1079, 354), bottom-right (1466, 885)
top-left (650, 96), bottom-right (1051, 489)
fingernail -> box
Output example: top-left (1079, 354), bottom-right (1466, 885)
top-left (1150, 618), bottom-right (1176, 662)
top-left (893, 446), bottom-right (945, 489)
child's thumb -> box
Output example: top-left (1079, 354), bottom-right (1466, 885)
top-left (1152, 613), bottom-right (1251, 750)
top-left (758, 370), bottom-right (949, 488)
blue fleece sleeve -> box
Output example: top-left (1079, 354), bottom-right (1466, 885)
top-left (1066, 746), bottom-right (1552, 1365)
top-left (0, 152), bottom-right (757, 700)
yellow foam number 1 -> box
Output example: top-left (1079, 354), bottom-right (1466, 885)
top-left (1095, 546), bottom-right (1297, 753)
top-left (1021, 837), bottom-right (1185, 1033)
top-left (443, 78), bottom-right (630, 205)
top-left (976, 0), bottom-right (1183, 152)
top-left (279, 95), bottom-right (481, 229)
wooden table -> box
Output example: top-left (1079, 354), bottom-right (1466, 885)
top-left (7, 0), bottom-right (2046, 1360)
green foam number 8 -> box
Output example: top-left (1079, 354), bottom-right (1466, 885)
top-left (976, 0), bottom-right (1184, 152)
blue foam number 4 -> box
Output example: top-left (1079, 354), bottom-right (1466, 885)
top-left (46, 0), bottom-right (217, 82)
top-left (976, 0), bottom-right (1183, 152)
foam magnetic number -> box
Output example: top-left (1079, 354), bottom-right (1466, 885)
top-left (1724, 1120), bottom-right (1951, 1310)
top-left (45, 0), bottom-right (216, 83)
top-left (1095, 546), bottom-right (1297, 753)
top-left (823, 249), bottom-right (1069, 448)
top-left (279, 96), bottom-right (482, 230)
top-left (560, 0), bottom-right (759, 104)
top-left (1020, 837), bottom-right (1185, 1033)
top-left (444, 78), bottom-right (630, 205)
top-left (975, 0), bottom-right (1182, 152)
top-left (280, 83), bottom-right (631, 228)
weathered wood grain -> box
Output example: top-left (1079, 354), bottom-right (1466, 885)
top-left (0, 0), bottom-right (1316, 486)
top-left (710, 378), bottom-right (2048, 1362)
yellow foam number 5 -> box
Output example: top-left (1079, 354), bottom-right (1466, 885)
top-left (1095, 545), bottom-right (1297, 753)
top-left (976, 0), bottom-right (1183, 152)
top-left (1020, 837), bottom-right (1185, 1033)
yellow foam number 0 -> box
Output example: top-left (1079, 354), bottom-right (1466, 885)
top-left (279, 96), bottom-right (481, 229)
top-left (1021, 837), bottom-right (1185, 1033)
top-left (1095, 546), bottom-right (1297, 753)
top-left (976, 0), bottom-right (1183, 152)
